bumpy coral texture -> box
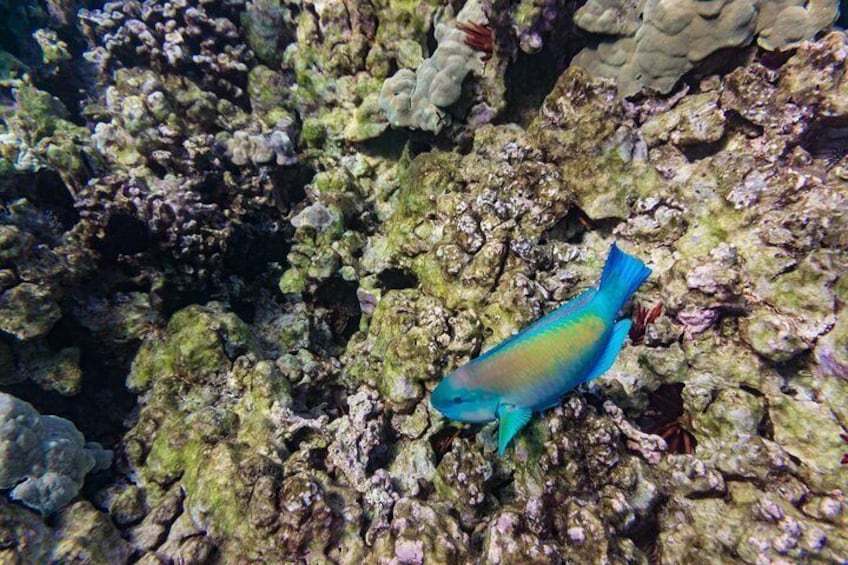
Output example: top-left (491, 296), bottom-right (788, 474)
top-left (380, 0), bottom-right (487, 132)
top-left (75, 0), bottom-right (294, 293)
top-left (573, 0), bottom-right (841, 96)
top-left (0, 393), bottom-right (111, 515)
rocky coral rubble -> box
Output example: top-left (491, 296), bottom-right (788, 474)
top-left (73, 8), bottom-right (293, 293)
top-left (0, 497), bottom-right (130, 563)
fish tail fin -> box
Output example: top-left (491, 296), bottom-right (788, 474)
top-left (598, 243), bottom-right (651, 312)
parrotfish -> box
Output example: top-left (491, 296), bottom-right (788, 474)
top-left (430, 243), bottom-right (651, 455)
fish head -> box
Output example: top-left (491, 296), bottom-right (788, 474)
top-left (430, 367), bottom-right (499, 423)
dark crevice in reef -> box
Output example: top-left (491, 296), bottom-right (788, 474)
top-left (347, 202), bottom-right (379, 237)
top-left (679, 137), bottom-right (728, 162)
top-left (683, 46), bottom-right (753, 90)
top-left (224, 216), bottom-right (292, 281)
top-left (272, 164), bottom-right (312, 213)
top-left (542, 207), bottom-right (589, 243)
top-left (32, 169), bottom-right (80, 230)
top-left (313, 276), bottom-right (362, 347)
top-left (496, 0), bottom-right (589, 128)
top-left (774, 351), bottom-right (813, 385)
top-left (637, 383), bottom-right (697, 455)
top-left (739, 384), bottom-right (764, 397)
top-left (365, 419), bottom-right (392, 476)
top-left (430, 425), bottom-right (478, 466)
top-left (2, 170), bottom-right (80, 237)
top-left (2, 321), bottom-right (137, 449)
top-left (628, 495), bottom-right (666, 565)
top-left (541, 206), bottom-right (620, 244)
top-left (758, 402), bottom-right (775, 441)
top-left (725, 110), bottom-right (765, 139)
top-left (500, 47), bottom-right (563, 128)
top-left (488, 239), bottom-right (510, 293)
top-left (358, 128), bottom-right (415, 161)
top-left (0, 1), bottom-right (98, 119)
top-left (95, 213), bottom-right (151, 260)
top-left (377, 267), bottom-right (419, 290)
top-left (799, 116), bottom-right (848, 169)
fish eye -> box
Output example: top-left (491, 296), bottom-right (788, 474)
top-left (452, 396), bottom-right (463, 404)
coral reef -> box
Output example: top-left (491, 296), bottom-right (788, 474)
top-left (1, 0), bottom-right (847, 562)
top-left (0, 498), bottom-right (131, 563)
top-left (75, 0), bottom-right (294, 292)
top-left (572, 0), bottom-right (842, 97)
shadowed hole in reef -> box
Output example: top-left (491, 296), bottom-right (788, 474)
top-left (32, 170), bottom-right (80, 230)
top-left (95, 213), bottom-right (151, 260)
top-left (541, 206), bottom-right (619, 244)
top-left (364, 413), bottom-right (392, 475)
top-left (430, 424), bottom-right (479, 465)
top-left (272, 164), bottom-right (311, 213)
top-left (679, 137), bottom-right (727, 162)
top-left (224, 216), bottom-right (292, 280)
top-left (799, 117), bottom-right (848, 168)
top-left (377, 267), bottom-right (419, 290)
top-left (637, 383), bottom-right (697, 455)
top-left (757, 399), bottom-right (774, 441)
top-left (2, 318), bottom-right (137, 449)
top-left (284, 427), bottom-right (328, 471)
top-left (500, 47), bottom-right (563, 128)
top-left (314, 276), bottom-right (361, 346)
top-left (628, 496), bottom-right (665, 565)
top-left (2, 170), bottom-right (80, 239)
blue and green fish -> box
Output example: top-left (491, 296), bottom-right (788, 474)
top-left (431, 243), bottom-right (651, 455)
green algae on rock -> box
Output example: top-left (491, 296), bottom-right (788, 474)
top-left (121, 303), bottom-right (331, 562)
top-left (0, 498), bottom-right (130, 564)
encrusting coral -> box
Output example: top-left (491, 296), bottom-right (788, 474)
top-left (572, 0), bottom-right (842, 97)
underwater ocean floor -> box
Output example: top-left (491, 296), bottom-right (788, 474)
top-left (1, 0), bottom-right (848, 563)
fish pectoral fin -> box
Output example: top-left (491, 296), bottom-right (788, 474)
top-left (497, 405), bottom-right (533, 456)
top-left (583, 319), bottom-right (632, 384)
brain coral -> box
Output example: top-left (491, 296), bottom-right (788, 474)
top-left (573, 0), bottom-right (841, 97)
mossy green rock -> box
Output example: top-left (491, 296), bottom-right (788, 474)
top-left (0, 499), bottom-right (130, 564)
top-left (123, 303), bottom-right (299, 562)
top-left (660, 480), bottom-right (848, 563)
top-left (0, 283), bottom-right (61, 341)
top-left (770, 394), bottom-right (848, 491)
top-left (127, 303), bottom-right (255, 392)
top-left (345, 290), bottom-right (450, 410)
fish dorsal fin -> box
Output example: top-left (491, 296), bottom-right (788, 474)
top-left (497, 405), bottom-right (533, 456)
top-left (583, 318), bottom-right (631, 384)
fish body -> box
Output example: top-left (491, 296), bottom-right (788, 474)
top-left (430, 243), bottom-right (651, 455)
